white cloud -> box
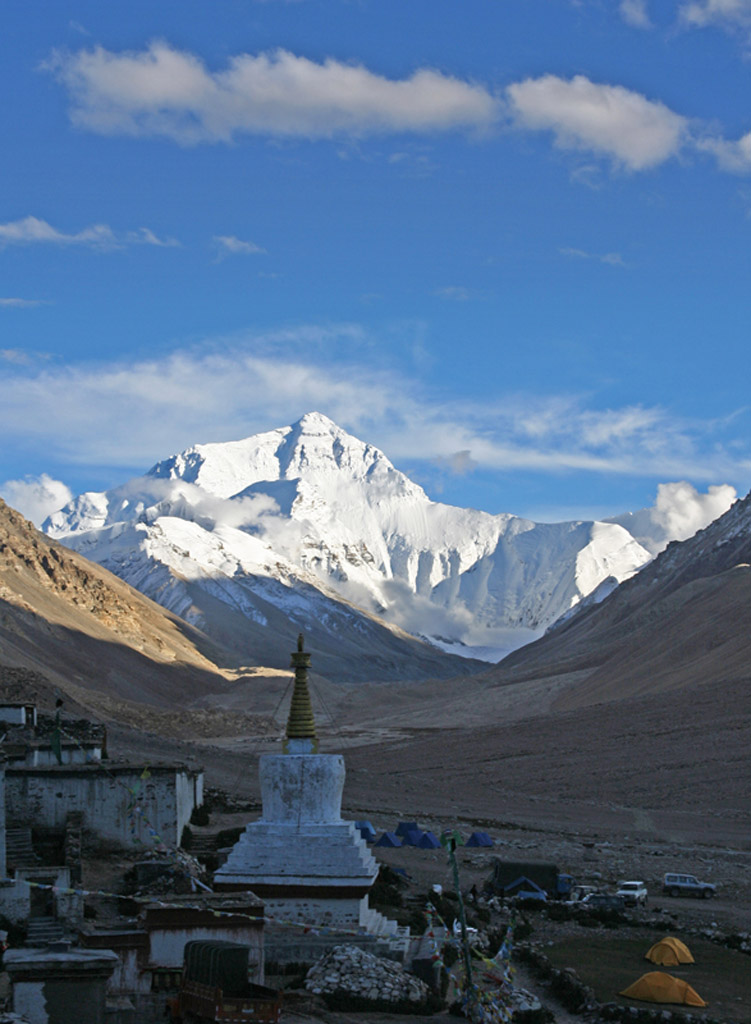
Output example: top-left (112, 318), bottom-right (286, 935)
top-left (0, 474), bottom-right (73, 527)
top-left (125, 227), bottom-right (181, 247)
top-left (213, 235), bottom-right (266, 256)
top-left (679, 0), bottom-right (751, 27)
top-left (559, 246), bottom-right (626, 266)
top-left (0, 348), bottom-right (51, 367)
top-left (1, 349), bottom-right (35, 365)
top-left (696, 131), bottom-right (751, 173)
top-left (608, 481), bottom-right (737, 555)
top-left (0, 331), bottom-right (746, 490)
top-left (45, 41), bottom-right (499, 144)
top-left (99, 476), bottom-right (281, 533)
top-left (0, 298), bottom-right (47, 308)
top-left (507, 74), bottom-right (687, 171)
top-left (620, 0), bottom-right (653, 27)
top-left (0, 217), bottom-right (117, 249)
top-left (0, 216), bottom-right (179, 250)
top-left (434, 450), bottom-right (478, 475)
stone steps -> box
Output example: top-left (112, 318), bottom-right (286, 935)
top-left (5, 826), bottom-right (39, 870)
top-left (188, 834), bottom-right (221, 864)
top-left (26, 918), bottom-right (66, 946)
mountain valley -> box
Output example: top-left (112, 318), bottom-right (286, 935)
top-left (1, 416), bottom-right (749, 852)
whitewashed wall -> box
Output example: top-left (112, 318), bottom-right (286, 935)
top-left (6, 766), bottom-right (203, 848)
top-left (25, 744), bottom-right (102, 767)
top-left (0, 706), bottom-right (31, 727)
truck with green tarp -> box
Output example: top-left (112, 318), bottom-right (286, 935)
top-left (487, 859), bottom-right (574, 899)
top-left (172, 940), bottom-right (281, 1023)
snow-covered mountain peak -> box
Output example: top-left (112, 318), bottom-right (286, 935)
top-left (145, 411), bottom-right (425, 504)
top-left (44, 413), bottom-right (656, 665)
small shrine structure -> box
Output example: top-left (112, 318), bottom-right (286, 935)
top-left (214, 635), bottom-right (403, 953)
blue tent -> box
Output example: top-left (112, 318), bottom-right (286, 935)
top-left (395, 821), bottom-right (419, 837)
top-left (401, 829), bottom-right (425, 846)
top-left (355, 820), bottom-right (377, 843)
top-left (504, 875), bottom-right (547, 900)
top-left (466, 831), bottom-right (494, 848)
top-left (418, 831), bottom-right (441, 849)
top-left (374, 831), bottom-right (402, 847)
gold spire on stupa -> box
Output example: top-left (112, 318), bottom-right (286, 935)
top-left (284, 633), bottom-right (319, 753)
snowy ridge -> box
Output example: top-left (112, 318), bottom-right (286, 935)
top-left (46, 412), bottom-right (652, 664)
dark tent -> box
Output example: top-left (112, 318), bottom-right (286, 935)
top-left (396, 821), bottom-right (419, 837)
top-left (355, 821), bottom-right (377, 843)
top-left (401, 829), bottom-right (425, 846)
top-left (466, 831), bottom-right (494, 848)
top-left (374, 832), bottom-right (402, 847)
top-left (503, 875), bottom-right (547, 900)
top-left (418, 831), bottom-right (441, 849)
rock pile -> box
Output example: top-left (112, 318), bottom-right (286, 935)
top-left (305, 944), bottom-right (430, 1009)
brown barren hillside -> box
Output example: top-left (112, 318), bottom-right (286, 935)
top-left (0, 498), bottom-right (248, 710)
top-left (482, 489), bottom-right (751, 710)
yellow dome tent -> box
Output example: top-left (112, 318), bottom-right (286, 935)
top-left (645, 937), bottom-right (695, 965)
top-left (620, 972), bottom-right (706, 1007)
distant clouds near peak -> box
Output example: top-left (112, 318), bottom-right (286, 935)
top-left (0, 334), bottom-right (746, 489)
top-left (0, 474), bottom-right (73, 527)
top-left (608, 481), bottom-right (737, 555)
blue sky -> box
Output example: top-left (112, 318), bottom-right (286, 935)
top-left (1, 0), bottom-right (750, 527)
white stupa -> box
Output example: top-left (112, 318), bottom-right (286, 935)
top-left (214, 635), bottom-right (400, 939)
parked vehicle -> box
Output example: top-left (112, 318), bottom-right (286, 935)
top-left (172, 940), bottom-right (282, 1023)
top-left (616, 880), bottom-right (648, 906)
top-left (568, 884), bottom-right (598, 904)
top-left (662, 873), bottom-right (716, 899)
top-left (580, 893), bottom-right (626, 910)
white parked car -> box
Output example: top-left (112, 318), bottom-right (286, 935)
top-left (615, 880), bottom-right (648, 906)
top-left (662, 873), bottom-right (716, 898)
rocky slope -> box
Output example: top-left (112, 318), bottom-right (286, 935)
top-left (483, 488), bottom-right (751, 709)
top-left (0, 497), bottom-right (236, 708)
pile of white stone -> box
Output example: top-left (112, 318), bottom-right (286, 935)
top-left (305, 944), bottom-right (430, 1007)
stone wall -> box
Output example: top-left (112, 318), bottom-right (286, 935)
top-left (305, 944), bottom-right (431, 1011)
